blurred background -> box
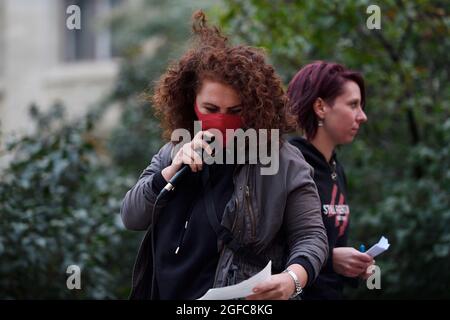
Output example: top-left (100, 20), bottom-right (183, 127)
top-left (0, 0), bottom-right (448, 299)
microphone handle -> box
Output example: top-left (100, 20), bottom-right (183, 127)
top-left (168, 164), bottom-right (191, 186)
top-left (158, 144), bottom-right (211, 199)
top-left (158, 164), bottom-right (191, 199)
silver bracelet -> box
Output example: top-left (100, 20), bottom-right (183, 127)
top-left (283, 268), bottom-right (303, 298)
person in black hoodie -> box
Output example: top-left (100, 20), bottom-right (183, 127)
top-left (287, 61), bottom-right (374, 299)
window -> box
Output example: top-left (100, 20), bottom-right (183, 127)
top-left (62, 0), bottom-right (121, 62)
top-left (0, 1), bottom-right (5, 77)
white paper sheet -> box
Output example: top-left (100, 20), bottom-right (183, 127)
top-left (198, 261), bottom-right (272, 300)
top-left (366, 236), bottom-right (390, 257)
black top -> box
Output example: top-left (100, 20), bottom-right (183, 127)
top-left (151, 150), bottom-right (316, 299)
top-left (289, 136), bottom-right (357, 300)
top-left (152, 162), bottom-right (236, 300)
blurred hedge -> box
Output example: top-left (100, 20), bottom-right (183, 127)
top-left (0, 105), bottom-right (138, 298)
top-left (1, 0), bottom-right (448, 299)
top-left (0, 0), bottom-right (214, 299)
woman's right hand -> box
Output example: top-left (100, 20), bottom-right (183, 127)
top-left (162, 130), bottom-right (214, 181)
top-left (332, 247), bottom-right (374, 278)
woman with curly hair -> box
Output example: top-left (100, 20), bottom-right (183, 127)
top-left (120, 11), bottom-right (328, 300)
top-left (288, 61), bottom-right (373, 299)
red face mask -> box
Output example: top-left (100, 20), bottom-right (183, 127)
top-left (194, 103), bottom-right (243, 147)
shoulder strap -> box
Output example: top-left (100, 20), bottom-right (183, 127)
top-left (201, 165), bottom-right (234, 243)
top-left (201, 165), bottom-right (269, 268)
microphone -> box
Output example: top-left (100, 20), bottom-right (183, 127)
top-left (157, 141), bottom-right (215, 200)
top-left (157, 164), bottom-right (191, 199)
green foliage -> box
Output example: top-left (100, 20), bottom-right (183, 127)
top-left (1, 0), bottom-right (447, 299)
top-left (219, 0), bottom-right (450, 298)
top-left (0, 105), bottom-right (139, 299)
top-left (0, 0), bottom-right (219, 299)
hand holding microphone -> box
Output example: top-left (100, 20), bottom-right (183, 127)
top-left (159, 131), bottom-right (215, 199)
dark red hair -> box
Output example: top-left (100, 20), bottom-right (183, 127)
top-left (152, 11), bottom-right (295, 141)
top-left (287, 61), bottom-right (366, 140)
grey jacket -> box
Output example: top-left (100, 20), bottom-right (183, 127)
top-left (121, 141), bottom-right (328, 299)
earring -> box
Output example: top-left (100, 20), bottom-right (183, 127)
top-left (318, 119), bottom-right (324, 127)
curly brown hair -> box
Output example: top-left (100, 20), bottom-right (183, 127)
top-left (152, 10), bottom-right (295, 141)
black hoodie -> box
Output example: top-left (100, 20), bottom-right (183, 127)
top-left (289, 136), bottom-right (357, 300)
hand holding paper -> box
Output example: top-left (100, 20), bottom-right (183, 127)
top-left (198, 261), bottom-right (272, 300)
